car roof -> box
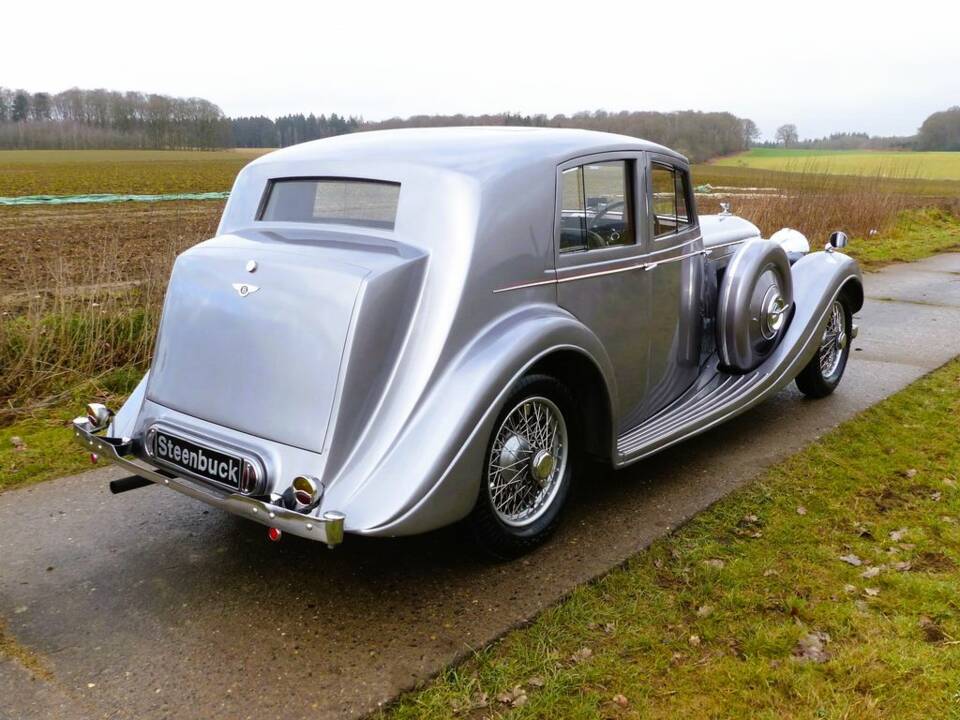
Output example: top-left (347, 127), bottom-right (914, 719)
top-left (248, 126), bottom-right (686, 179)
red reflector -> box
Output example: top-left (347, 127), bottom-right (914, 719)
top-left (90, 453), bottom-right (99, 464)
top-left (267, 527), bottom-right (282, 542)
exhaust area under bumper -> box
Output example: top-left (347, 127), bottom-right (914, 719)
top-left (72, 414), bottom-right (346, 547)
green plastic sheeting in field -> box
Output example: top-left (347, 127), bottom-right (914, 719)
top-left (0, 191), bottom-right (230, 207)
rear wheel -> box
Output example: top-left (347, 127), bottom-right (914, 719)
top-left (468, 375), bottom-right (577, 558)
top-left (795, 297), bottom-right (852, 398)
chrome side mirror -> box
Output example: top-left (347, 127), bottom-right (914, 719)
top-left (826, 231), bottom-right (849, 252)
top-left (719, 201), bottom-right (731, 216)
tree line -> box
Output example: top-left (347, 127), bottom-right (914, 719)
top-left (916, 107), bottom-right (960, 151)
top-left (0, 87), bottom-right (231, 149)
top-left (230, 113), bottom-right (362, 148)
top-left (763, 123), bottom-right (912, 151)
top-left (359, 109), bottom-right (752, 163)
top-left (4, 86), bottom-right (959, 157)
top-left (196, 108), bottom-right (756, 162)
top-left (0, 87), bottom-right (755, 160)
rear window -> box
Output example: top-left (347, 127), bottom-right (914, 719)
top-left (259, 178), bottom-right (400, 229)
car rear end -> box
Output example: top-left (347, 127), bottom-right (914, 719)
top-left (74, 175), bottom-right (429, 545)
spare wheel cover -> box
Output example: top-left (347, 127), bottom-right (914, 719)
top-left (717, 240), bottom-right (793, 372)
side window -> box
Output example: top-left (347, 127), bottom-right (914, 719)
top-left (559, 167), bottom-right (587, 252)
top-left (651, 163), bottom-right (677, 238)
top-left (675, 169), bottom-right (693, 229)
top-left (559, 160), bottom-right (634, 253)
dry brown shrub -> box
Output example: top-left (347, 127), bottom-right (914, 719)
top-left (696, 169), bottom-right (929, 241)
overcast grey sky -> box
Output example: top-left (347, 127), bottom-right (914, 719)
top-left (4, 0), bottom-right (958, 140)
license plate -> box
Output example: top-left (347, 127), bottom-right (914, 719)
top-left (151, 430), bottom-right (243, 489)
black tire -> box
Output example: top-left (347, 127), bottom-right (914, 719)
top-left (467, 374), bottom-right (579, 559)
top-left (795, 296), bottom-right (853, 398)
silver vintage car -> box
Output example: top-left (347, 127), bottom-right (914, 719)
top-left (74, 128), bottom-right (862, 556)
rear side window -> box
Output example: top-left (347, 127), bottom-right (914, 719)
top-left (559, 160), bottom-right (635, 253)
top-left (651, 163), bottom-right (695, 238)
top-left (560, 168), bottom-right (587, 251)
top-left (651, 164), bottom-right (677, 237)
top-left (675, 169), bottom-right (693, 228)
top-left (259, 178), bottom-right (400, 229)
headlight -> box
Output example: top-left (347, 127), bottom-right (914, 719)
top-left (770, 228), bottom-right (810, 255)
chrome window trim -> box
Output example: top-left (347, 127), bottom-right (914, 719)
top-left (553, 151), bottom-right (648, 269)
top-left (648, 154), bottom-right (699, 243)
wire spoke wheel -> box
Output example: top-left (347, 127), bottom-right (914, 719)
top-left (819, 300), bottom-right (847, 379)
top-left (796, 295), bottom-right (853, 400)
top-left (487, 396), bottom-right (568, 528)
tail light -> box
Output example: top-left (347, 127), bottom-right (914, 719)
top-left (239, 461), bottom-right (261, 495)
top-left (85, 403), bottom-right (112, 431)
top-left (287, 475), bottom-right (323, 512)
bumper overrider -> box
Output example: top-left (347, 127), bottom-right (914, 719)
top-left (72, 405), bottom-right (346, 547)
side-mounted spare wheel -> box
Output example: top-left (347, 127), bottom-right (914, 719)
top-left (717, 240), bottom-right (793, 373)
top-left (468, 374), bottom-right (579, 559)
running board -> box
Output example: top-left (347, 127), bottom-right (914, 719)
top-left (616, 360), bottom-right (767, 463)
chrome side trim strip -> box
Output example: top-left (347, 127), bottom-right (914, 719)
top-left (704, 238), bottom-right (751, 252)
top-left (495, 243), bottom-right (717, 294)
top-left (492, 274), bottom-right (558, 294)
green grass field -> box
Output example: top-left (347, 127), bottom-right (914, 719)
top-left (713, 148), bottom-right (960, 181)
top-left (0, 149), bottom-right (268, 197)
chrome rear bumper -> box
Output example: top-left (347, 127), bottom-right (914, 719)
top-left (72, 416), bottom-right (345, 547)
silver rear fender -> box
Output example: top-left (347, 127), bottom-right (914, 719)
top-left (344, 303), bottom-right (615, 536)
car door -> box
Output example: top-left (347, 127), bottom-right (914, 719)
top-left (555, 153), bottom-right (652, 431)
top-left (635, 155), bottom-right (704, 422)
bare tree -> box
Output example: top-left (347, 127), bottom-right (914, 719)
top-left (775, 123), bottom-right (799, 148)
top-left (741, 118), bottom-right (761, 147)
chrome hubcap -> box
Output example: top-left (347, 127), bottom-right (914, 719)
top-left (758, 283), bottom-right (788, 341)
top-left (531, 449), bottom-right (556, 486)
top-left (487, 396), bottom-right (568, 527)
top-left (820, 300), bottom-right (847, 378)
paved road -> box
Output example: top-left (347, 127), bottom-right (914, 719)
top-left (2, 253), bottom-right (960, 720)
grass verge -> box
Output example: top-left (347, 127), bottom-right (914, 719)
top-left (1, 380), bottom-right (131, 493)
top-left (845, 208), bottom-right (960, 269)
top-left (379, 359), bottom-right (960, 719)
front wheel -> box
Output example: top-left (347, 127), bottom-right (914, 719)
top-left (467, 374), bottom-right (577, 558)
top-left (795, 297), bottom-right (853, 398)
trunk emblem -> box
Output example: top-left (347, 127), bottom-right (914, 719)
top-left (232, 283), bottom-right (260, 297)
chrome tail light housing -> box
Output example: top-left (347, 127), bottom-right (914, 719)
top-left (85, 402), bottom-right (113, 432)
top-left (285, 475), bottom-right (323, 512)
